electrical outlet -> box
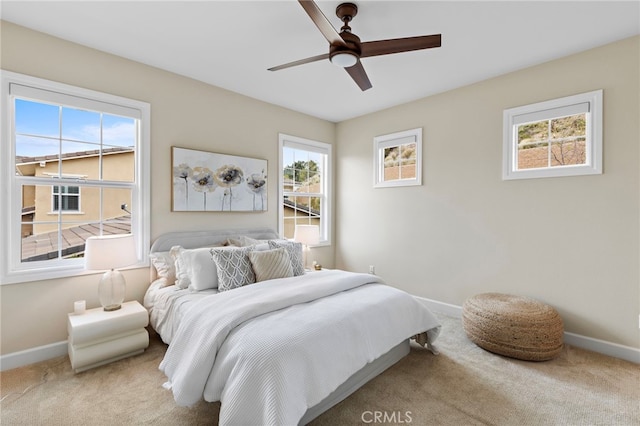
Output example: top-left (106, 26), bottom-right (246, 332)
top-left (369, 265), bottom-right (375, 274)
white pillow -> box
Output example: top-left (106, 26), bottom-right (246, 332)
top-left (210, 246), bottom-right (256, 292)
top-left (170, 246), bottom-right (189, 289)
top-left (268, 240), bottom-right (305, 276)
top-left (170, 246), bottom-right (220, 291)
top-left (149, 251), bottom-right (176, 287)
top-left (248, 248), bottom-right (293, 282)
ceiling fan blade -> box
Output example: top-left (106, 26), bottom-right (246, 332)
top-left (298, 0), bottom-right (347, 47)
top-left (361, 34), bottom-right (441, 58)
top-left (345, 60), bottom-right (372, 91)
top-left (268, 53), bottom-right (329, 71)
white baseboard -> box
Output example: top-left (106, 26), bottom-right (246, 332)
top-left (562, 332), bottom-right (640, 364)
top-left (415, 296), bottom-right (464, 319)
top-left (0, 340), bottom-right (68, 372)
top-left (2, 298), bottom-right (639, 370)
top-left (414, 296), bottom-right (640, 364)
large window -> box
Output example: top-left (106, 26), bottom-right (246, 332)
top-left (278, 134), bottom-right (331, 244)
top-left (1, 71), bottom-right (150, 284)
top-left (502, 90), bottom-right (603, 180)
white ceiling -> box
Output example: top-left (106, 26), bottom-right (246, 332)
top-left (2, 1), bottom-right (639, 122)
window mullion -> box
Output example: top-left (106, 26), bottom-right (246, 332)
top-left (56, 105), bottom-right (63, 259)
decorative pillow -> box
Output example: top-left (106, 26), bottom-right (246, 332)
top-left (248, 248), bottom-right (294, 282)
top-left (240, 235), bottom-right (263, 246)
top-left (227, 236), bottom-right (270, 251)
top-left (170, 246), bottom-right (220, 291)
top-left (149, 251), bottom-right (176, 287)
top-left (267, 240), bottom-right (305, 276)
top-left (225, 238), bottom-right (242, 247)
top-left (210, 246), bottom-right (256, 292)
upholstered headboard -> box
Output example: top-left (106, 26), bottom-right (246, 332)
top-left (148, 227), bottom-right (280, 281)
top-left (150, 227), bottom-right (280, 253)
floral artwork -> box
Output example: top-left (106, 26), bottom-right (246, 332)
top-left (172, 147), bottom-right (267, 212)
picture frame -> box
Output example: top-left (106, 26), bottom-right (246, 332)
top-left (172, 146), bottom-right (267, 212)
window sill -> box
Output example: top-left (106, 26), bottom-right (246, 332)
top-left (0, 261), bottom-right (149, 285)
top-left (47, 211), bottom-right (85, 215)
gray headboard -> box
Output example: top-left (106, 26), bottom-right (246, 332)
top-left (149, 227), bottom-right (280, 253)
top-left (148, 227), bottom-right (280, 282)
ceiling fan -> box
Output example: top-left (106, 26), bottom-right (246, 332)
top-left (268, 1), bottom-right (442, 91)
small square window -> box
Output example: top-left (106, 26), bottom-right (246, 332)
top-left (503, 90), bottom-right (602, 180)
top-left (374, 128), bottom-right (422, 188)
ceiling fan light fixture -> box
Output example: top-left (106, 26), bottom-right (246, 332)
top-left (330, 51), bottom-right (358, 68)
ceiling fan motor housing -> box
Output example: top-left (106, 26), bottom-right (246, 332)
top-left (330, 30), bottom-right (362, 60)
top-left (330, 3), bottom-right (361, 64)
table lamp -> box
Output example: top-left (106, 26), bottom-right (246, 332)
top-left (84, 234), bottom-right (137, 311)
top-left (294, 225), bottom-right (320, 269)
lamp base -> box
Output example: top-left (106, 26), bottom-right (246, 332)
top-left (102, 304), bottom-right (122, 312)
top-left (98, 269), bottom-right (126, 312)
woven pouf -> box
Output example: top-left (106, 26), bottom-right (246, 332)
top-left (462, 293), bottom-right (564, 361)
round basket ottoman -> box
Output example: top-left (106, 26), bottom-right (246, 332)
top-left (462, 293), bottom-right (564, 361)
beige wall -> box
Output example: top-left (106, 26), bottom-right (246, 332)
top-left (1, 20), bottom-right (638, 357)
top-left (336, 36), bottom-right (640, 349)
top-left (0, 21), bottom-right (335, 355)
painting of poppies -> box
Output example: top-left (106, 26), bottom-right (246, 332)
top-left (172, 147), bottom-right (267, 212)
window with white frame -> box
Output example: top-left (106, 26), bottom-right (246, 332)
top-left (278, 134), bottom-right (331, 244)
top-left (374, 128), bottom-right (422, 188)
top-left (52, 185), bottom-right (80, 212)
top-left (1, 71), bottom-right (150, 284)
top-left (502, 90), bottom-right (603, 180)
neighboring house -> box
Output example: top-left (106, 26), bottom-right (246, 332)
top-left (282, 178), bottom-right (320, 239)
top-left (16, 147), bottom-right (133, 262)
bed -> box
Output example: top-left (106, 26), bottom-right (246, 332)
top-left (144, 228), bottom-right (441, 425)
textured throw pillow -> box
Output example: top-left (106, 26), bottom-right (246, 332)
top-left (267, 240), bottom-right (305, 276)
top-left (210, 246), bottom-right (256, 292)
top-left (149, 251), bottom-right (176, 287)
top-left (170, 246), bottom-right (221, 291)
top-left (248, 248), bottom-right (294, 282)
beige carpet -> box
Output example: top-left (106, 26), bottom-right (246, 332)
top-left (1, 313), bottom-right (638, 425)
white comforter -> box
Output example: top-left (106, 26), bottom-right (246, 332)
top-left (144, 279), bottom-right (218, 344)
top-left (159, 269), bottom-right (440, 425)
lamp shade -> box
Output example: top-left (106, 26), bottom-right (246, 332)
top-left (84, 234), bottom-right (137, 271)
top-left (294, 225), bottom-right (320, 246)
top-left (85, 234), bottom-right (136, 312)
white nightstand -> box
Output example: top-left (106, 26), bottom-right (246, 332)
top-left (67, 300), bottom-right (149, 373)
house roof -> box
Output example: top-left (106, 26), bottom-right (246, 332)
top-left (21, 216), bottom-right (131, 262)
top-left (283, 198), bottom-right (320, 218)
top-left (16, 146), bottom-right (133, 166)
